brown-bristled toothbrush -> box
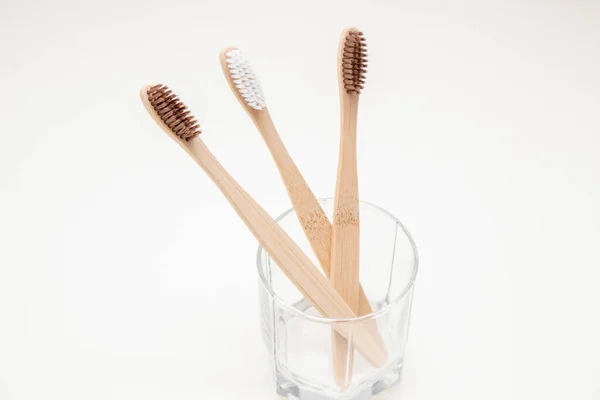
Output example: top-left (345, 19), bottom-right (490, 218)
top-left (330, 27), bottom-right (368, 388)
top-left (139, 84), bottom-right (386, 368)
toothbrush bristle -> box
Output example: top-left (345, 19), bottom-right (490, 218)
top-left (225, 49), bottom-right (267, 110)
top-left (341, 29), bottom-right (367, 95)
top-left (146, 85), bottom-right (201, 141)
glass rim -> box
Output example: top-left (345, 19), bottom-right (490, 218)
top-left (256, 198), bottom-right (419, 323)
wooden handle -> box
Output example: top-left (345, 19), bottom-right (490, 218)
top-left (184, 139), bottom-right (386, 368)
top-left (331, 93), bottom-right (362, 387)
top-left (331, 95), bottom-right (361, 311)
top-left (252, 112), bottom-right (333, 267)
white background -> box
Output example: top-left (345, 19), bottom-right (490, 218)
top-left (1, 0), bottom-right (599, 399)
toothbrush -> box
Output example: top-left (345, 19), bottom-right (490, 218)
top-left (139, 84), bottom-right (386, 367)
top-left (330, 27), bottom-right (368, 387)
top-left (219, 47), bottom-right (333, 279)
top-left (219, 47), bottom-right (379, 318)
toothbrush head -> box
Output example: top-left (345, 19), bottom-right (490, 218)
top-left (140, 84), bottom-right (201, 141)
top-left (340, 28), bottom-right (367, 95)
top-left (220, 47), bottom-right (267, 111)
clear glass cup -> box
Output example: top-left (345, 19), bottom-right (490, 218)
top-left (257, 199), bottom-right (419, 400)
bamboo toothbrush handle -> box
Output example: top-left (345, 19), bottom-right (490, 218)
top-left (185, 139), bottom-right (386, 368)
top-left (331, 95), bottom-right (362, 388)
top-left (253, 111), bottom-right (333, 269)
top-left (331, 96), bottom-right (361, 315)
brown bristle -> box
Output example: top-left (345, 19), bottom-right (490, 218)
top-left (341, 30), bottom-right (367, 95)
top-left (146, 84), bottom-right (201, 141)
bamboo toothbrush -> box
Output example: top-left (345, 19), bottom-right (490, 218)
top-left (218, 47), bottom-right (334, 276)
top-left (139, 84), bottom-right (386, 367)
top-left (330, 27), bottom-right (368, 387)
top-left (219, 47), bottom-right (379, 316)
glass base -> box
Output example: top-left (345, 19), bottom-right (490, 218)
top-left (275, 364), bottom-right (403, 400)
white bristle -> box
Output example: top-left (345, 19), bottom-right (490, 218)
top-left (225, 49), bottom-right (266, 110)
